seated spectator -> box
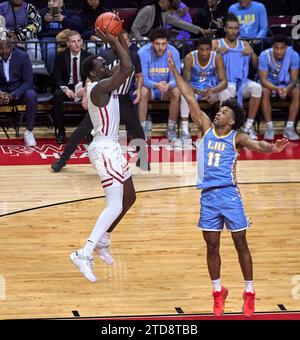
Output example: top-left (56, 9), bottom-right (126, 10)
top-left (131, 0), bottom-right (210, 44)
top-left (52, 30), bottom-right (92, 143)
top-left (259, 34), bottom-right (300, 141)
top-left (229, 0), bottom-right (268, 41)
top-left (76, 0), bottom-right (110, 54)
top-left (138, 27), bottom-right (181, 142)
top-left (0, 38), bottom-right (37, 146)
top-left (77, 0), bottom-right (109, 41)
top-left (180, 37), bottom-right (230, 139)
top-left (212, 14), bottom-right (262, 140)
top-left (194, 0), bottom-right (227, 39)
top-left (38, 0), bottom-right (82, 74)
top-left (164, 0), bottom-right (192, 53)
top-left (0, 0), bottom-right (42, 60)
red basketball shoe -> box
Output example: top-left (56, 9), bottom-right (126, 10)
top-left (213, 286), bottom-right (228, 317)
top-left (242, 291), bottom-right (256, 317)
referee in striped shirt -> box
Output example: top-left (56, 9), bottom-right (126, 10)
top-left (51, 30), bottom-right (149, 172)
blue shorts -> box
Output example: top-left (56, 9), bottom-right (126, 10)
top-left (198, 186), bottom-right (249, 232)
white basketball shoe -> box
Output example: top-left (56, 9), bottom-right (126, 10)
top-left (70, 249), bottom-right (97, 282)
top-left (94, 241), bottom-right (114, 265)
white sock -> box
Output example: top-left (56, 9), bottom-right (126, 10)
top-left (168, 119), bottom-right (176, 130)
top-left (82, 240), bottom-right (95, 258)
top-left (266, 121), bottom-right (273, 129)
top-left (181, 120), bottom-right (189, 134)
top-left (212, 278), bottom-right (222, 292)
top-left (245, 280), bottom-right (254, 293)
top-left (83, 186), bottom-right (123, 257)
top-left (245, 118), bottom-right (254, 129)
top-left (286, 121), bottom-right (294, 129)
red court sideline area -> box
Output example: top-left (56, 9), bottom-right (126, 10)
top-left (0, 137), bottom-right (300, 166)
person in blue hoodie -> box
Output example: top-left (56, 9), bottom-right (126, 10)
top-left (38, 0), bottom-right (82, 73)
top-left (259, 34), bottom-right (300, 141)
top-left (138, 27), bottom-right (181, 142)
top-left (229, 0), bottom-right (268, 40)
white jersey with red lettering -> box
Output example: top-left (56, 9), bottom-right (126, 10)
top-left (87, 82), bottom-right (120, 139)
top-left (87, 81), bottom-right (131, 188)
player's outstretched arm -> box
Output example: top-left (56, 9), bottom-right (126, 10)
top-left (168, 52), bottom-right (212, 134)
top-left (237, 133), bottom-right (289, 153)
top-left (93, 29), bottom-right (133, 95)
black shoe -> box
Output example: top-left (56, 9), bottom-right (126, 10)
top-left (136, 158), bottom-right (151, 171)
top-left (51, 159), bottom-right (66, 172)
top-left (56, 129), bottom-right (65, 144)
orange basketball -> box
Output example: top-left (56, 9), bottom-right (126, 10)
top-left (95, 12), bottom-right (123, 37)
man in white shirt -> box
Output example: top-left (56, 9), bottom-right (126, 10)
top-left (52, 30), bottom-right (93, 143)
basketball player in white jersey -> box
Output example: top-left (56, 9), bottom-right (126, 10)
top-left (70, 28), bottom-right (136, 282)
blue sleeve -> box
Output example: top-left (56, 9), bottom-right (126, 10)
top-left (228, 4), bottom-right (235, 14)
top-left (259, 51), bottom-right (269, 71)
top-left (13, 54), bottom-right (34, 100)
top-left (62, 11), bottom-right (82, 32)
top-left (138, 49), bottom-right (157, 89)
top-left (291, 51), bottom-right (300, 69)
top-left (168, 49), bottom-right (181, 89)
top-left (257, 4), bottom-right (268, 39)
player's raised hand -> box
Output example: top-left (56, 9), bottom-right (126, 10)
top-left (168, 51), bottom-right (176, 72)
top-left (271, 138), bottom-right (289, 153)
top-left (95, 28), bottom-right (118, 45)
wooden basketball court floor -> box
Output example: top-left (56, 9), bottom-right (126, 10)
top-left (0, 159), bottom-right (300, 319)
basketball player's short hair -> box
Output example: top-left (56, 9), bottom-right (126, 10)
top-left (149, 27), bottom-right (172, 42)
top-left (197, 37), bottom-right (212, 47)
top-left (221, 98), bottom-right (245, 131)
top-left (82, 55), bottom-right (99, 78)
top-left (272, 34), bottom-right (288, 46)
top-left (224, 13), bottom-right (239, 27)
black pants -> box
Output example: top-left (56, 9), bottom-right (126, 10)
top-left (52, 85), bottom-right (75, 131)
top-left (59, 94), bottom-right (147, 163)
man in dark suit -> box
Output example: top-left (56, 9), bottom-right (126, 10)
top-left (0, 38), bottom-right (37, 146)
top-left (53, 30), bottom-right (93, 143)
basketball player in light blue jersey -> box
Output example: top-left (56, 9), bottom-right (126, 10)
top-left (259, 34), bottom-right (300, 141)
top-left (180, 37), bottom-right (230, 140)
top-left (212, 14), bottom-right (262, 140)
top-left (168, 51), bottom-right (289, 318)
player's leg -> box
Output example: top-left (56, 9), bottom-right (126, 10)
top-left (242, 81), bottom-right (262, 140)
top-left (162, 87), bottom-right (180, 142)
top-left (180, 94), bottom-right (191, 139)
top-left (199, 189), bottom-right (228, 317)
top-left (179, 92), bottom-right (202, 140)
top-left (202, 231), bottom-right (228, 317)
top-left (202, 231), bottom-right (222, 282)
top-left (283, 86), bottom-right (300, 140)
top-left (138, 86), bottom-right (151, 132)
top-left (231, 230), bottom-right (253, 283)
top-left (106, 177), bottom-right (136, 233)
top-left (94, 176), bottom-right (136, 265)
top-left (70, 184), bottom-right (124, 282)
top-left (262, 87), bottom-right (275, 140)
top-left (231, 230), bottom-right (255, 317)
top-left (223, 186), bottom-right (255, 317)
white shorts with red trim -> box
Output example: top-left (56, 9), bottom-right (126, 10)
top-left (88, 139), bottom-right (131, 189)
